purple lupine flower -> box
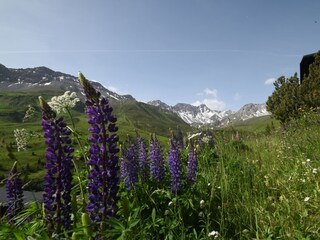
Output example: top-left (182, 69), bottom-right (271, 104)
top-left (177, 129), bottom-right (185, 149)
top-left (79, 73), bottom-right (120, 226)
top-left (168, 133), bottom-right (182, 192)
top-left (136, 132), bottom-right (149, 179)
top-left (187, 142), bottom-right (197, 184)
top-left (207, 130), bottom-right (215, 148)
top-left (6, 161), bottom-right (24, 221)
top-left (39, 96), bottom-right (74, 237)
top-left (149, 134), bottom-right (165, 182)
top-left (120, 136), bottom-right (139, 190)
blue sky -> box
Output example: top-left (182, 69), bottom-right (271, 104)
top-left (1, 0), bottom-right (319, 111)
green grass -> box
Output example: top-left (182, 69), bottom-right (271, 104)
top-left (0, 92), bottom-right (191, 183)
top-left (1, 91), bottom-right (320, 239)
top-left (2, 115), bottom-right (320, 239)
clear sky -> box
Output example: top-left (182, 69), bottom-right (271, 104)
top-left (1, 0), bottom-right (319, 111)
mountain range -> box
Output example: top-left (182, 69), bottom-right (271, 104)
top-left (147, 100), bottom-right (269, 128)
top-left (0, 63), bottom-right (270, 128)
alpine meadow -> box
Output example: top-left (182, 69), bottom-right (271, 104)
top-left (0, 49), bottom-right (319, 239)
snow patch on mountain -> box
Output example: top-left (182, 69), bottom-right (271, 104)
top-left (148, 100), bottom-right (270, 127)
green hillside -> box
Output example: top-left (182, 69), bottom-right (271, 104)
top-left (0, 91), bottom-right (192, 185)
top-left (225, 115), bottom-right (280, 134)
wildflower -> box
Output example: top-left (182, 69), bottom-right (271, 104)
top-left (168, 201), bottom-right (173, 207)
top-left (39, 96), bottom-right (74, 237)
top-left (120, 136), bottom-right (139, 190)
top-left (6, 161), bottom-right (24, 221)
top-left (304, 197), bottom-right (310, 202)
top-left (23, 104), bottom-right (35, 122)
top-left (207, 130), bottom-right (215, 148)
top-left (168, 132), bottom-right (182, 192)
top-left (208, 230), bottom-right (219, 238)
top-left (13, 128), bottom-right (30, 152)
top-left (312, 168), bottom-right (317, 174)
top-left (242, 229), bottom-right (249, 234)
top-left (200, 199), bottom-right (205, 208)
top-left (198, 132), bottom-right (204, 148)
top-left (48, 91), bottom-right (79, 114)
top-left (79, 73), bottom-right (120, 227)
top-left (187, 142), bottom-right (197, 184)
top-left (136, 132), bottom-right (149, 179)
top-left (177, 129), bottom-right (184, 149)
top-left (149, 134), bottom-right (165, 182)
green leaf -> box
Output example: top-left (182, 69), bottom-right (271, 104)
top-left (152, 208), bottom-right (156, 223)
top-left (129, 219), bottom-right (140, 229)
top-left (13, 231), bottom-right (24, 240)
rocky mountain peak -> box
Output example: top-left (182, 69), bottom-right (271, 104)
top-left (0, 63), bottom-right (134, 102)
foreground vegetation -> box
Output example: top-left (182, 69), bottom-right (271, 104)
top-left (1, 104), bottom-right (319, 239)
top-left (0, 72), bottom-right (319, 239)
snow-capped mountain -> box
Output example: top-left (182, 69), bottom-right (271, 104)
top-left (148, 100), bottom-right (270, 127)
top-left (0, 64), bottom-right (134, 102)
top-left (0, 63), bottom-right (270, 128)
top-left (148, 100), bottom-right (233, 127)
top-left (219, 103), bottom-right (270, 126)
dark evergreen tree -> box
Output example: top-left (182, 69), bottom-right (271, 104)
top-left (300, 51), bottom-right (320, 109)
top-left (266, 73), bottom-right (301, 125)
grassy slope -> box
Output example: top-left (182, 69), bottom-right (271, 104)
top-left (0, 92), bottom-right (191, 183)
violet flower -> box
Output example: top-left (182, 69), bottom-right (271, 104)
top-left (136, 132), bottom-right (149, 179)
top-left (198, 132), bottom-right (204, 148)
top-left (168, 133), bottom-right (182, 192)
top-left (79, 73), bottom-right (120, 226)
top-left (120, 136), bottom-right (139, 190)
top-left (207, 130), bottom-right (215, 148)
top-left (149, 134), bottom-right (165, 183)
top-left (6, 161), bottom-right (24, 221)
top-left (187, 142), bottom-right (197, 184)
top-left (177, 129), bottom-right (185, 149)
top-left (39, 96), bottom-right (74, 237)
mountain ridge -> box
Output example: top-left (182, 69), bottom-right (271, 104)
top-left (0, 63), bottom-right (270, 128)
top-left (147, 100), bottom-right (270, 127)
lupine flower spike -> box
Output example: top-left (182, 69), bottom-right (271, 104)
top-left (6, 161), bottom-right (24, 221)
top-left (40, 96), bottom-right (74, 238)
top-left (136, 131), bottom-right (149, 179)
top-left (149, 133), bottom-right (165, 183)
top-left (120, 136), bottom-right (139, 190)
top-left (78, 72), bottom-right (120, 230)
top-left (168, 132), bottom-right (182, 192)
top-left (177, 128), bottom-right (185, 149)
top-left (187, 141), bottom-right (198, 184)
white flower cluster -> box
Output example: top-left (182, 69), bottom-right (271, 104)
top-left (14, 128), bottom-right (30, 152)
top-left (208, 230), bottom-right (219, 238)
top-left (48, 91), bottom-right (80, 114)
top-left (23, 104), bottom-right (35, 122)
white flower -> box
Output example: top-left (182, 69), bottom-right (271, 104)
top-left (208, 230), bottom-right (219, 238)
top-left (48, 91), bottom-right (80, 114)
top-left (306, 159), bottom-right (311, 162)
top-left (200, 199), bottom-right (205, 208)
top-left (312, 168), bottom-right (317, 174)
top-left (304, 197), bottom-right (310, 202)
top-left (168, 201), bottom-right (173, 207)
top-left (14, 128), bottom-right (30, 152)
top-left (23, 104), bottom-right (35, 122)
